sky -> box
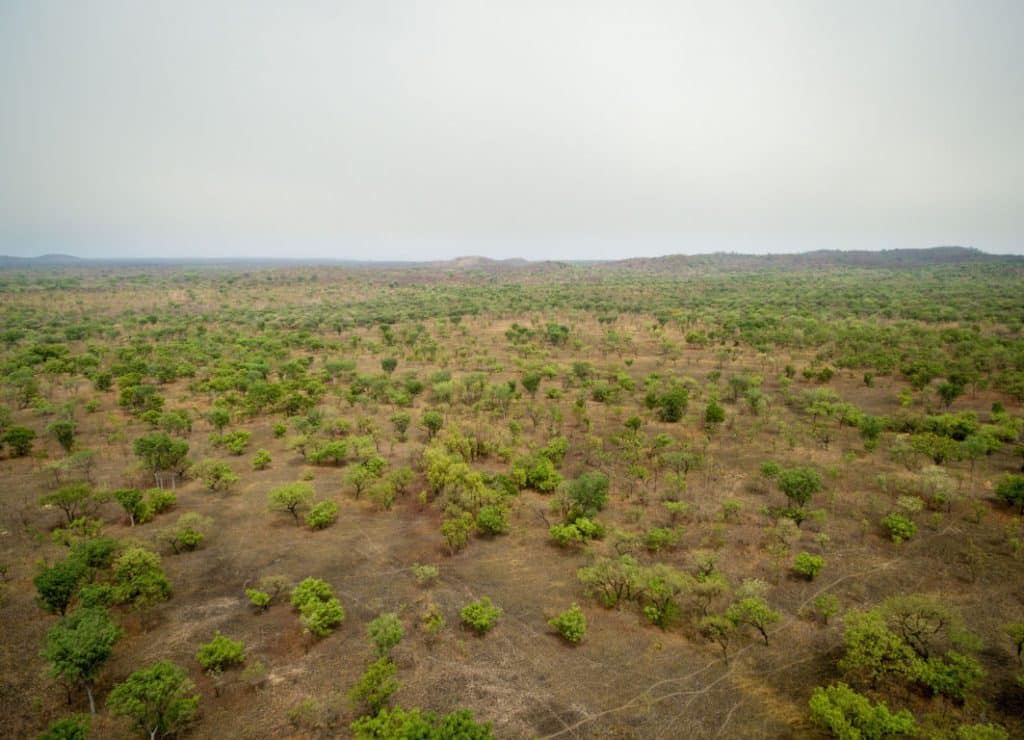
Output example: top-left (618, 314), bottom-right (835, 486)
top-left (0, 0), bottom-right (1021, 261)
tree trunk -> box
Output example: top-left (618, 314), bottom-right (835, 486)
top-left (86, 684), bottom-right (95, 715)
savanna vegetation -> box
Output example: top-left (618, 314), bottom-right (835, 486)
top-left (1, 249), bottom-right (1023, 738)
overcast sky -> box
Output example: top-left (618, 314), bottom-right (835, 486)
top-left (0, 1), bottom-right (1021, 260)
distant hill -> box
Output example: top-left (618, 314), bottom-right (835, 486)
top-left (0, 253), bottom-right (82, 266)
top-left (603, 246), bottom-right (1023, 274)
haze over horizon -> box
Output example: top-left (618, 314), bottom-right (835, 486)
top-left (1, 1), bottom-right (1022, 261)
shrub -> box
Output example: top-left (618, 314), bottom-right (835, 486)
top-left (268, 482), bottom-right (315, 525)
top-left (412, 563), bottom-right (439, 586)
top-left (146, 488), bottom-right (176, 514)
top-left (808, 682), bottom-right (917, 739)
top-left (476, 505), bottom-right (509, 535)
top-left (368, 613), bottom-right (404, 657)
top-left (252, 449), bottom-right (272, 470)
top-left (196, 632), bottom-right (245, 673)
top-left (882, 512), bottom-right (917, 543)
top-left (306, 500), bottom-right (339, 530)
top-left (350, 707), bottom-right (494, 739)
top-left (461, 597), bottom-right (502, 635)
top-left (549, 603), bottom-right (587, 644)
top-left (191, 459), bottom-right (239, 492)
top-left (792, 552), bottom-right (825, 580)
top-left (995, 474), bottom-right (1024, 512)
top-left (291, 577), bottom-right (345, 637)
top-left (349, 658), bottom-right (398, 716)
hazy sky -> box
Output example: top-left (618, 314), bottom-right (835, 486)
top-left (1, 1), bottom-right (1021, 260)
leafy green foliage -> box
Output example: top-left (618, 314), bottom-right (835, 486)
top-left (196, 632), bottom-right (246, 673)
top-left (351, 707), bottom-right (494, 739)
top-left (349, 658), bottom-right (398, 716)
top-left (548, 603), bottom-right (587, 644)
top-left (792, 552), bottom-right (825, 580)
top-left (460, 597), bottom-right (502, 635)
top-left (43, 607), bottom-right (122, 713)
top-left (107, 660), bottom-right (199, 739)
top-left (304, 498), bottom-right (338, 529)
top-left (290, 577), bottom-right (345, 637)
top-left (268, 482), bottom-right (315, 525)
top-left (112, 547), bottom-right (171, 610)
top-left (808, 682), bottom-right (917, 739)
top-left (367, 613), bottom-right (404, 658)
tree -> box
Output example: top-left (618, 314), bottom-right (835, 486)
top-left (268, 482), bottom-right (315, 525)
top-left (726, 593), bottom-right (780, 644)
top-left (995, 474), bottom-right (1024, 512)
top-left (776, 467), bottom-right (822, 511)
top-left (389, 412), bottom-right (411, 441)
top-left (196, 632), bottom-right (246, 673)
top-left (43, 607), bottom-right (123, 715)
top-left (1005, 622), bottom-right (1024, 665)
top-left (47, 420), bottom-right (77, 453)
top-left (808, 682), bottom-right (917, 739)
top-left (367, 613), bottom-right (404, 658)
top-left (3, 425), bottom-right (37, 456)
top-left (349, 658), bottom-right (398, 716)
top-left (207, 408), bottom-right (230, 433)
top-left (420, 410), bottom-right (443, 440)
top-left (35, 557), bottom-right (88, 616)
top-left (704, 400), bottom-right (725, 429)
top-left (114, 488), bottom-right (150, 526)
top-left (566, 471), bottom-right (610, 519)
top-left (112, 547), bottom-right (171, 611)
top-left (40, 483), bottom-right (104, 525)
top-left (107, 660), bottom-right (199, 740)
top-left (133, 433), bottom-right (189, 489)
top-left (792, 552), bottom-right (825, 580)
top-left (381, 357), bottom-right (398, 375)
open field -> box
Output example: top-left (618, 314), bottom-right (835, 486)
top-left (1, 251), bottom-right (1023, 739)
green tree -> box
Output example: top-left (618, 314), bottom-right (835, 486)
top-left (776, 467), bottom-right (822, 511)
top-left (4, 425), bottom-right (37, 456)
top-left (367, 613), bottom-right (404, 658)
top-left (40, 483), bottom-right (104, 525)
top-left (389, 412), bottom-right (411, 441)
top-left (43, 607), bottom-right (123, 715)
top-left (112, 547), bottom-right (171, 611)
top-left (47, 420), bottom-right (77, 453)
top-left (196, 632), bottom-right (246, 673)
top-left (420, 410), bottom-right (444, 440)
top-left (808, 682), bottom-right (917, 739)
top-left (133, 433), bottom-right (189, 488)
top-left (381, 357), bottom-right (398, 375)
top-left (34, 557), bottom-right (88, 616)
top-left (349, 658), bottom-right (399, 716)
top-left (107, 660), bottom-right (199, 740)
top-left (566, 471), bottom-right (610, 519)
top-left (995, 474), bottom-right (1024, 512)
top-left (114, 488), bottom-right (150, 526)
top-left (268, 482), bottom-right (315, 525)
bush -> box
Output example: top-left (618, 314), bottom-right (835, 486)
top-left (460, 597), bottom-right (502, 635)
top-left (306, 500), bottom-right (339, 530)
top-left (368, 613), bottom-right (404, 657)
top-left (476, 505), bottom-right (509, 535)
top-left (146, 488), bottom-right (176, 513)
top-left (349, 658), bottom-right (399, 717)
top-left (191, 459), bottom-right (239, 492)
top-left (882, 512), bottom-right (917, 543)
top-left (792, 552), bottom-right (825, 580)
top-left (995, 474), bottom-right (1024, 512)
top-left (549, 603), bottom-right (587, 644)
top-left (808, 682), bottom-right (917, 739)
top-left (291, 577), bottom-right (345, 637)
top-left (38, 714), bottom-right (91, 740)
top-left (252, 449), bottom-right (272, 470)
top-left (350, 707), bottom-right (494, 739)
top-left (196, 632), bottom-right (246, 673)
top-left (412, 563), bottom-right (439, 586)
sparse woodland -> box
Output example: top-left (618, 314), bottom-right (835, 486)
top-left (1, 253), bottom-right (1023, 738)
